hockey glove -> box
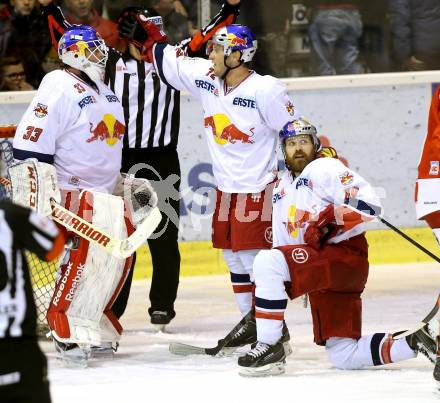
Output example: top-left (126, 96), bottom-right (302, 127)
top-left (304, 204), bottom-right (342, 250)
top-left (317, 146), bottom-right (338, 159)
top-left (118, 8), bottom-right (167, 62)
top-left (0, 201), bottom-right (65, 262)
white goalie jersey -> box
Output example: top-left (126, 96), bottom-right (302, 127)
top-left (153, 44), bottom-right (302, 193)
top-left (13, 69), bottom-right (125, 193)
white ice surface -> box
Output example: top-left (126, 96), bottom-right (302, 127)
top-left (40, 262), bottom-right (440, 403)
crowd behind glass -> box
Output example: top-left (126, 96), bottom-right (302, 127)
top-left (0, 0), bottom-right (439, 91)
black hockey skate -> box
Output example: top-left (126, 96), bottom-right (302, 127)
top-left (238, 341), bottom-right (286, 377)
top-left (217, 318), bottom-right (257, 356)
top-left (402, 321), bottom-right (437, 363)
top-left (434, 336), bottom-right (440, 382)
top-left (54, 339), bottom-right (91, 367)
top-left (250, 321), bottom-right (292, 357)
top-left (151, 311), bottom-right (174, 332)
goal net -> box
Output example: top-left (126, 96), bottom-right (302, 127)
top-left (0, 125), bottom-right (58, 335)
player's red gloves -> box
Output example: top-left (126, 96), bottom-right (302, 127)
top-left (304, 204), bottom-right (342, 250)
top-left (118, 8), bottom-right (167, 62)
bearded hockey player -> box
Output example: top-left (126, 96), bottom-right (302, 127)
top-left (237, 118), bottom-right (438, 377)
top-left (10, 25), bottom-right (157, 365)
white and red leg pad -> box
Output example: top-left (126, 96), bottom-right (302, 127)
top-left (47, 189), bottom-right (134, 345)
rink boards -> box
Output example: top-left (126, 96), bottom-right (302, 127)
top-left (1, 71), bottom-right (440, 279)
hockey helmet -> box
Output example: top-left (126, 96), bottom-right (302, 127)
top-left (211, 24), bottom-right (258, 63)
top-left (58, 25), bottom-right (108, 83)
top-left (279, 118), bottom-right (321, 150)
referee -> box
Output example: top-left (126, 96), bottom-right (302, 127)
top-left (0, 201), bottom-right (64, 403)
top-left (40, 0), bottom-right (240, 327)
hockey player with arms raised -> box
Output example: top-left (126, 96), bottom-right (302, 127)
top-left (118, 16), bottom-right (302, 349)
top-left (237, 118), bottom-right (438, 377)
top-left (9, 25), bottom-right (158, 365)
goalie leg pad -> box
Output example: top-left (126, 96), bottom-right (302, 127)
top-left (47, 190), bottom-right (133, 345)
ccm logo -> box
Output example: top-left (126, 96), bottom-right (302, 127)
top-left (27, 166), bottom-right (37, 208)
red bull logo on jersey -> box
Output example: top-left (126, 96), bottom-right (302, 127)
top-left (204, 114), bottom-right (254, 145)
top-left (87, 113), bottom-right (125, 146)
top-left (339, 171), bottom-right (354, 186)
top-left (286, 101), bottom-right (295, 116)
top-left (33, 103), bottom-right (48, 118)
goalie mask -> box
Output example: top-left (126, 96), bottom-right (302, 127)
top-left (58, 25), bottom-right (108, 83)
top-left (210, 24), bottom-right (258, 63)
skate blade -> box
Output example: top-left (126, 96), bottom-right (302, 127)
top-left (90, 349), bottom-right (115, 359)
top-left (239, 361), bottom-right (286, 378)
top-left (152, 324), bottom-right (167, 333)
top-left (283, 342), bottom-right (293, 357)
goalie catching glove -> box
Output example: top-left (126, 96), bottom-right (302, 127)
top-left (113, 173), bottom-right (158, 227)
top-left (117, 7), bottom-right (167, 62)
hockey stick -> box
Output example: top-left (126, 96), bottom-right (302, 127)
top-left (51, 200), bottom-right (161, 259)
top-left (379, 217), bottom-right (440, 264)
top-left (0, 176), bottom-right (161, 259)
top-left (393, 293), bottom-right (440, 340)
top-left (169, 310), bottom-right (253, 356)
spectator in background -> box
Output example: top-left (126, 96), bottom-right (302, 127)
top-left (182, 0), bottom-right (223, 35)
top-left (61, 0), bottom-right (126, 51)
top-left (150, 0), bottom-right (189, 44)
top-left (358, 1), bottom-right (390, 73)
top-left (308, 0), bottom-right (363, 75)
top-left (237, 0), bottom-right (290, 77)
top-left (0, 0), bottom-right (51, 87)
top-left (390, 0), bottom-right (440, 71)
top-left (0, 56), bottom-right (34, 90)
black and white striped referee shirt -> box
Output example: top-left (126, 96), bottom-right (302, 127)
top-left (0, 202), bottom-right (62, 339)
top-left (105, 53), bottom-right (180, 150)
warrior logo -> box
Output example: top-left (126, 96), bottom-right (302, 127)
top-left (264, 227), bottom-right (273, 243)
top-left (291, 247), bottom-right (309, 264)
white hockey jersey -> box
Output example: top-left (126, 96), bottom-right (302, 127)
top-left (153, 44), bottom-right (302, 193)
top-left (13, 69), bottom-right (125, 193)
top-left (272, 157), bottom-right (381, 247)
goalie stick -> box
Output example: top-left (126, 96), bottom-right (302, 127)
top-left (0, 176), bottom-right (161, 259)
top-left (51, 200), bottom-right (161, 259)
top-left (169, 310), bottom-right (253, 356)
